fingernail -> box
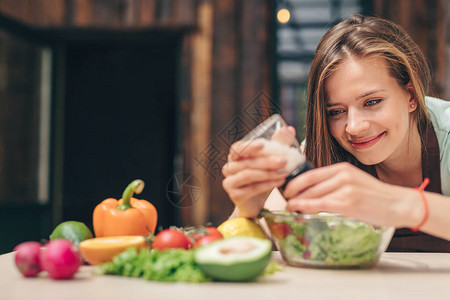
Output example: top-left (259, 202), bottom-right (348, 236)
top-left (254, 141), bottom-right (264, 148)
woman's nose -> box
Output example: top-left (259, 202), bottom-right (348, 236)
top-left (346, 109), bottom-right (370, 135)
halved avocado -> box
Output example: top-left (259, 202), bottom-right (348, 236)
top-left (194, 236), bottom-right (272, 281)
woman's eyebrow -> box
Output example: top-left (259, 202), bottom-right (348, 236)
top-left (326, 89), bottom-right (386, 107)
top-left (356, 89), bottom-right (386, 100)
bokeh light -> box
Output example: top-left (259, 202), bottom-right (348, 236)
top-left (277, 8), bottom-right (290, 24)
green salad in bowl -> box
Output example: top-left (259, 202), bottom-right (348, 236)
top-left (262, 211), bottom-right (394, 268)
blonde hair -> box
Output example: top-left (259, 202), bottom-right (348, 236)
top-left (305, 14), bottom-right (431, 168)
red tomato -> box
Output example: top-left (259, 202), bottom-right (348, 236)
top-left (270, 222), bottom-right (292, 239)
top-left (185, 226), bottom-right (222, 241)
top-left (194, 234), bottom-right (223, 248)
top-left (152, 229), bottom-right (192, 250)
top-left (205, 227), bottom-right (222, 238)
top-left (299, 235), bottom-right (310, 247)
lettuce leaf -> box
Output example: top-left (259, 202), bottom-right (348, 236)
top-left (95, 248), bottom-right (211, 283)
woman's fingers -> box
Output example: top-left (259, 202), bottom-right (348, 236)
top-left (272, 127), bottom-right (296, 145)
top-left (283, 162), bottom-right (355, 198)
top-left (287, 193), bottom-right (348, 215)
top-left (287, 197), bottom-right (326, 214)
top-left (223, 169), bottom-right (288, 191)
top-left (287, 170), bottom-right (359, 200)
top-left (222, 168), bottom-right (288, 211)
top-left (228, 139), bottom-right (264, 161)
top-left (230, 178), bottom-right (287, 203)
top-left (283, 163), bottom-right (361, 214)
top-left (283, 161), bottom-right (416, 228)
top-left (222, 155), bottom-right (287, 177)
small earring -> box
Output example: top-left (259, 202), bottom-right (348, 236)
top-left (410, 104), bottom-right (415, 108)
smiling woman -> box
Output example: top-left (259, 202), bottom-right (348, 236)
top-left (324, 56), bottom-right (419, 169)
top-left (222, 14), bottom-right (450, 253)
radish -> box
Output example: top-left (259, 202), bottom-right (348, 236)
top-left (40, 239), bottom-right (81, 279)
top-left (14, 241), bottom-right (42, 277)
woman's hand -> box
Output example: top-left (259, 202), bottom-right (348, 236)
top-left (222, 139), bottom-right (289, 218)
top-left (283, 162), bottom-right (423, 227)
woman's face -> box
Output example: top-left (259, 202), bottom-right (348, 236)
top-left (325, 56), bottom-right (416, 165)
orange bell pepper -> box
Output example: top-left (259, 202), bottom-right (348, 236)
top-left (93, 179), bottom-right (157, 237)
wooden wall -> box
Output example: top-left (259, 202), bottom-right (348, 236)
top-left (207, 0), bottom-right (273, 224)
top-left (0, 0), bottom-right (273, 227)
top-left (371, 0), bottom-right (448, 99)
top-left (0, 0), bottom-right (197, 28)
top-left (1, 0), bottom-right (447, 230)
top-left (179, 0), bottom-right (274, 226)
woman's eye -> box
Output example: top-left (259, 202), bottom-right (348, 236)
top-left (327, 109), bottom-right (343, 117)
top-left (365, 99), bottom-right (382, 106)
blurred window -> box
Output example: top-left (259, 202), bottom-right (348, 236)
top-left (275, 0), bottom-right (363, 138)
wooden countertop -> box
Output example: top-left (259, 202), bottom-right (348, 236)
top-left (1, 252), bottom-right (450, 300)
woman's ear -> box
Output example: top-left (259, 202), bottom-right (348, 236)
top-left (405, 82), bottom-right (417, 112)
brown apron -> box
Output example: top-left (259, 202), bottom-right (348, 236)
top-left (385, 125), bottom-right (450, 252)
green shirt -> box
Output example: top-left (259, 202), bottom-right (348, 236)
top-left (425, 96), bottom-right (450, 196)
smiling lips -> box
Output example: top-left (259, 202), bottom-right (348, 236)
top-left (349, 132), bottom-right (386, 149)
